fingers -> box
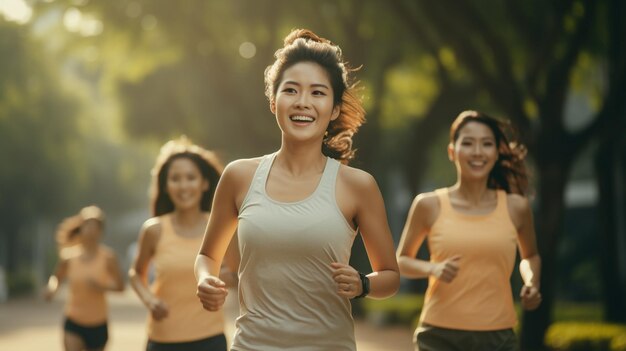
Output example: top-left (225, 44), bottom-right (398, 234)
top-left (152, 306), bottom-right (168, 320)
top-left (436, 256), bottom-right (461, 283)
top-left (149, 300), bottom-right (169, 320)
top-left (520, 285), bottom-right (542, 310)
top-left (198, 294), bottom-right (227, 312)
top-left (197, 276), bottom-right (229, 312)
top-left (449, 255), bottom-right (462, 262)
top-left (330, 262), bottom-right (361, 298)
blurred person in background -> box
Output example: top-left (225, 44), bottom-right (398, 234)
top-left (44, 205), bottom-right (125, 351)
top-left (397, 110), bottom-right (542, 351)
top-left (129, 137), bottom-right (237, 351)
top-left (195, 29), bottom-right (400, 351)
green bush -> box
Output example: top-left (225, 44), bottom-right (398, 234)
top-left (553, 301), bottom-right (603, 322)
top-left (7, 270), bottom-right (35, 297)
top-left (373, 294), bottom-right (624, 351)
top-left (362, 294), bottom-right (424, 327)
top-left (546, 322), bottom-right (626, 351)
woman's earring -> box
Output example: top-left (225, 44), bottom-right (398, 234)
top-left (324, 130), bottom-right (329, 138)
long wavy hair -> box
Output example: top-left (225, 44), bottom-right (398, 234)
top-left (149, 136), bottom-right (223, 217)
top-left (264, 29), bottom-right (365, 163)
top-left (450, 110), bottom-right (530, 195)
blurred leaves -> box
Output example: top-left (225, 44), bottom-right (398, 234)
top-left (0, 20), bottom-right (82, 219)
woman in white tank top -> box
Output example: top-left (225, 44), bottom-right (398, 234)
top-left (195, 29), bottom-right (400, 351)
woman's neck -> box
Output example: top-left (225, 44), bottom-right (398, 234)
top-left (81, 242), bottom-right (99, 256)
top-left (275, 144), bottom-right (327, 177)
top-left (451, 179), bottom-right (492, 206)
top-left (170, 207), bottom-right (205, 227)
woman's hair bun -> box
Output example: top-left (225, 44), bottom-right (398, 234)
top-left (283, 28), bottom-right (331, 46)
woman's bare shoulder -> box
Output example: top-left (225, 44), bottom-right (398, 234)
top-left (409, 192), bottom-right (440, 224)
top-left (337, 164), bottom-right (377, 192)
top-left (507, 193), bottom-right (530, 213)
top-left (141, 217), bottom-right (162, 234)
top-left (221, 157), bottom-right (264, 184)
top-left (506, 192), bottom-right (531, 225)
top-left (414, 191), bottom-right (440, 210)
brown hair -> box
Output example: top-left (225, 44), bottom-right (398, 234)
top-left (450, 110), bottom-right (530, 195)
top-left (150, 136), bottom-right (223, 216)
top-left (264, 29), bottom-right (365, 163)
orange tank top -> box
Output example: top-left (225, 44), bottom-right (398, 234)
top-left (65, 246), bottom-right (111, 325)
top-left (148, 214), bottom-right (224, 342)
top-left (420, 188), bottom-right (518, 331)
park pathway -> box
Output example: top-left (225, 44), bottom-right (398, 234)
top-left (0, 288), bottom-right (413, 350)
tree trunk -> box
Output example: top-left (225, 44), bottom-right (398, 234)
top-left (520, 161), bottom-right (569, 350)
top-left (2, 217), bottom-right (20, 274)
top-left (595, 139), bottom-right (626, 322)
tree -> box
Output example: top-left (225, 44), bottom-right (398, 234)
top-left (0, 20), bottom-right (82, 276)
top-left (593, 0), bottom-right (626, 323)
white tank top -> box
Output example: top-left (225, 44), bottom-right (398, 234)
top-left (233, 153), bottom-right (357, 351)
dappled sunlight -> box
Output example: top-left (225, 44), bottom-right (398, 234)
top-left (239, 41), bottom-right (256, 59)
top-left (63, 7), bottom-right (103, 37)
top-left (0, 0), bottom-right (32, 24)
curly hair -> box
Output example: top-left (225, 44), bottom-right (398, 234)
top-left (264, 29), bottom-right (365, 163)
top-left (450, 110), bottom-right (530, 195)
top-left (149, 136), bottom-right (223, 216)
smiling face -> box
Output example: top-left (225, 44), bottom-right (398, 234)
top-left (449, 121), bottom-right (498, 182)
top-left (166, 157), bottom-right (209, 211)
top-left (271, 61), bottom-right (340, 144)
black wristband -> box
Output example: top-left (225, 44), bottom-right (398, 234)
top-left (353, 272), bottom-right (370, 299)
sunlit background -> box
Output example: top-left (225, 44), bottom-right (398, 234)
top-left (1, 0), bottom-right (625, 350)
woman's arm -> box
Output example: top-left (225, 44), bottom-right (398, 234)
top-left (128, 219), bottom-right (169, 320)
top-left (355, 172), bottom-right (400, 299)
top-left (397, 193), bottom-right (461, 282)
top-left (195, 161), bottom-right (249, 311)
top-left (44, 258), bottom-right (68, 301)
top-left (332, 169), bottom-right (399, 300)
top-left (509, 194), bottom-right (542, 310)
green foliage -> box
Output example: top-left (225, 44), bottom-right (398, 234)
top-left (361, 294), bottom-right (424, 328)
top-left (0, 16), bottom-right (151, 275)
top-left (381, 58), bottom-right (440, 129)
top-left (553, 301), bottom-right (603, 322)
top-left (546, 322), bottom-right (626, 351)
top-left (6, 269), bottom-right (35, 297)
top-left (0, 20), bottom-right (82, 220)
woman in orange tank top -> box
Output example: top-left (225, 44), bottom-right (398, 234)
top-left (397, 110), bottom-right (542, 351)
top-left (44, 205), bottom-right (125, 351)
top-left (129, 137), bottom-right (238, 351)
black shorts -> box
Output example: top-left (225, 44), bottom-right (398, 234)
top-left (415, 323), bottom-right (518, 351)
top-left (63, 317), bottom-right (108, 349)
top-left (147, 333), bottom-right (227, 351)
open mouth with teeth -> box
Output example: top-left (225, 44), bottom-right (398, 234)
top-left (290, 115), bottom-right (315, 124)
top-left (467, 161), bottom-right (490, 171)
top-left (469, 161), bottom-right (486, 166)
